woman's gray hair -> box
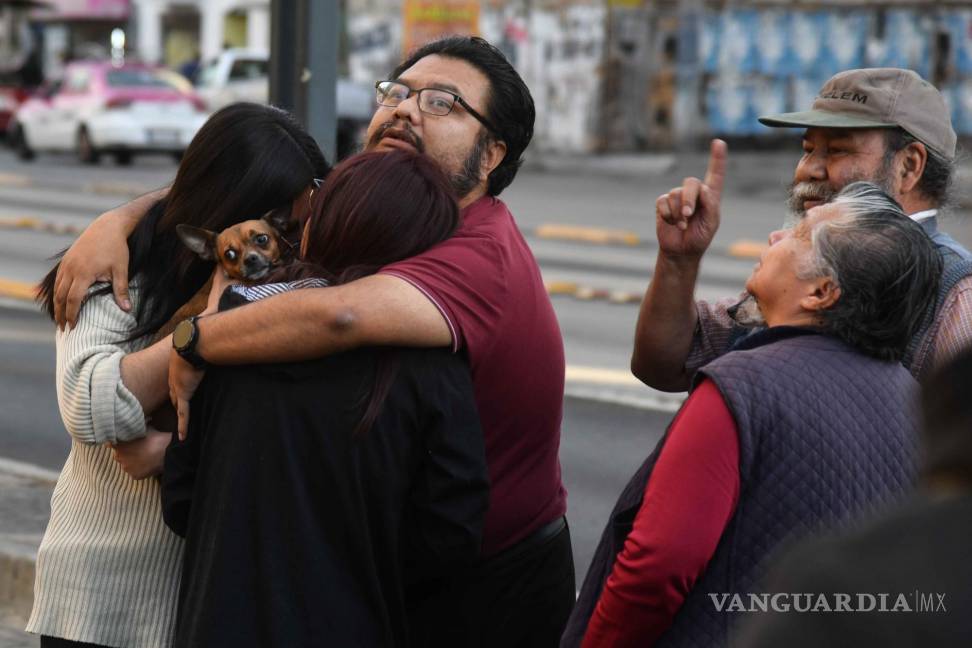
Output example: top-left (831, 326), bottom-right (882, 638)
top-left (798, 181), bottom-right (941, 361)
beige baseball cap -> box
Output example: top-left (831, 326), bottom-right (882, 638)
top-left (759, 68), bottom-right (957, 160)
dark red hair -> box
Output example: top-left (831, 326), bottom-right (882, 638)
top-left (274, 150), bottom-right (460, 436)
top-left (283, 149), bottom-right (459, 284)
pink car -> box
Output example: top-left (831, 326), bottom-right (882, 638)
top-left (9, 61), bottom-right (208, 165)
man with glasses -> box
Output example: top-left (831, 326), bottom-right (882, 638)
top-left (52, 36), bottom-right (573, 645)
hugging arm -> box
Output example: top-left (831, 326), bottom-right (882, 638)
top-left (191, 273), bottom-right (452, 364)
top-left (56, 289), bottom-right (169, 445)
top-left (54, 187), bottom-right (169, 328)
top-left (169, 274), bottom-right (452, 438)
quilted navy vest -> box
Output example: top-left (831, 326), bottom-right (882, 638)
top-left (563, 328), bottom-right (920, 648)
top-left (903, 216), bottom-right (972, 376)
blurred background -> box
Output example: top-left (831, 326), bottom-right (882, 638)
top-left (5, 0), bottom-right (972, 155)
top-left (2, 3), bottom-right (972, 641)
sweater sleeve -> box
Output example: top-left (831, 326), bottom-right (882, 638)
top-left (582, 379), bottom-right (740, 648)
top-left (54, 286), bottom-right (147, 445)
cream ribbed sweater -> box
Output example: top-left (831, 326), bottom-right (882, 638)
top-left (27, 285), bottom-right (183, 648)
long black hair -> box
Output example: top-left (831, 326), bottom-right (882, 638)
top-left (38, 103), bottom-right (330, 340)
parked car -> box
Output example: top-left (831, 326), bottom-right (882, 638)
top-left (194, 48), bottom-right (374, 158)
top-left (8, 61), bottom-right (208, 165)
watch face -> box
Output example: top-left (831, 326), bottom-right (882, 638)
top-left (172, 319), bottom-right (194, 349)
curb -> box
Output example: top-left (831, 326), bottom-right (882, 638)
top-left (0, 459), bottom-right (59, 485)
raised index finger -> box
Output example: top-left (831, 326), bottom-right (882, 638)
top-left (703, 139), bottom-right (728, 196)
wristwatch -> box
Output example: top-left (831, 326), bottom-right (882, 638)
top-left (172, 316), bottom-right (207, 369)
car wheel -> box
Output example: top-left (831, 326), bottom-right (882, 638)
top-left (76, 127), bottom-right (100, 164)
top-left (113, 151), bottom-right (133, 166)
top-left (11, 124), bottom-right (34, 161)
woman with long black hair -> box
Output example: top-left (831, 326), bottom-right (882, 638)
top-left (161, 150), bottom-right (490, 648)
top-left (28, 103), bottom-right (330, 648)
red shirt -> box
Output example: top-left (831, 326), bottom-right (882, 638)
top-left (583, 379), bottom-right (740, 648)
top-left (381, 196), bottom-right (567, 555)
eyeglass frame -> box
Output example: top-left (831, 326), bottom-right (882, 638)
top-left (375, 80), bottom-right (500, 138)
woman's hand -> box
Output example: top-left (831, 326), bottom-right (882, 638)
top-left (111, 428), bottom-right (171, 480)
top-left (54, 187), bottom-right (170, 329)
top-left (201, 267), bottom-right (238, 316)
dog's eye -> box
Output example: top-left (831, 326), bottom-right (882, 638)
top-left (225, 249), bottom-right (237, 262)
top-left (255, 234), bottom-right (269, 246)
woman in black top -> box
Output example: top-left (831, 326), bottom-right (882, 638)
top-left (161, 151), bottom-right (488, 648)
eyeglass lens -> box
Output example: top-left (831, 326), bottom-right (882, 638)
top-left (376, 82), bottom-right (456, 116)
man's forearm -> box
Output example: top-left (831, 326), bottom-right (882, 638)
top-left (111, 187), bottom-right (169, 234)
top-left (192, 274), bottom-right (452, 365)
top-left (631, 254), bottom-right (701, 392)
top-left (194, 288), bottom-right (350, 364)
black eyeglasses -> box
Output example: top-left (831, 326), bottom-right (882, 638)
top-left (375, 80), bottom-right (499, 136)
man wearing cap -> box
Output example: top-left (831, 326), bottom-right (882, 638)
top-left (631, 68), bottom-right (972, 389)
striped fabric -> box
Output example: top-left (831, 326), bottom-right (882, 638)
top-left (27, 284), bottom-right (184, 648)
top-left (227, 277), bottom-right (329, 302)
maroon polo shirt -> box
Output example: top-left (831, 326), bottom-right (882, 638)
top-left (381, 195), bottom-right (567, 556)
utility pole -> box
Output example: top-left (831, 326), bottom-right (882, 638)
top-left (270, 0), bottom-right (339, 160)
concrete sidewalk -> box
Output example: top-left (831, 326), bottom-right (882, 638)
top-left (0, 459), bottom-right (57, 646)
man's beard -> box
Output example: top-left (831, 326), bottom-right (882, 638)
top-left (785, 159), bottom-right (895, 220)
top-left (728, 293), bottom-right (767, 328)
top-left (449, 133), bottom-right (489, 199)
top-left (366, 121), bottom-right (487, 199)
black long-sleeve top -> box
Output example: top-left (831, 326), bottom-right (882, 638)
top-left (161, 347), bottom-right (488, 648)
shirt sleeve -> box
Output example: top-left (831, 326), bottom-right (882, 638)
top-left (55, 286), bottom-right (146, 445)
top-left (380, 236), bottom-right (508, 354)
top-left (927, 276), bottom-right (972, 374)
top-left (582, 379), bottom-right (740, 648)
top-left (684, 296), bottom-right (744, 376)
top-left (403, 352), bottom-right (490, 574)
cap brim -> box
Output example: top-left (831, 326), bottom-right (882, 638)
top-left (758, 109), bottom-right (898, 130)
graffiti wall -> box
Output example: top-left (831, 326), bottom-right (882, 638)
top-left (347, 0), bottom-right (608, 153)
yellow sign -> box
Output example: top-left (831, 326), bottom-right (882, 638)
top-left (402, 1), bottom-right (480, 56)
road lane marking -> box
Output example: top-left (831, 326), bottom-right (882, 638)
top-left (536, 224), bottom-right (641, 246)
top-left (0, 173), bottom-right (31, 188)
top-left (0, 279), bottom-right (35, 302)
top-left (0, 217), bottom-right (83, 236)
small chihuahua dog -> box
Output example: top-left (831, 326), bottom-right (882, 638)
top-left (151, 210), bottom-right (295, 342)
top-left (148, 210), bottom-right (297, 434)
top-left (177, 209), bottom-right (295, 283)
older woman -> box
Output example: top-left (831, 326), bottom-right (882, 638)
top-left (564, 182), bottom-right (942, 648)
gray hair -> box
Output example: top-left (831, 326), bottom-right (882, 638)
top-left (884, 129), bottom-right (954, 209)
top-left (797, 181), bottom-right (941, 361)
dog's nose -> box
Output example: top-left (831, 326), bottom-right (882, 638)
top-left (244, 253), bottom-right (263, 268)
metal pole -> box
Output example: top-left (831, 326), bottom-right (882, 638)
top-left (269, 0), bottom-right (338, 161)
top-left (304, 0), bottom-right (338, 159)
top-left (269, 0), bottom-right (298, 112)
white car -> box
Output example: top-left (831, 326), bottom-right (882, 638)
top-left (195, 49), bottom-right (374, 157)
top-left (9, 61), bottom-right (208, 165)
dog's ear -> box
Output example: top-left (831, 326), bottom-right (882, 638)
top-left (176, 224), bottom-right (218, 260)
top-left (261, 208), bottom-right (297, 238)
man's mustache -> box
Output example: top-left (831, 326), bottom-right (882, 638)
top-left (787, 181), bottom-right (836, 215)
top-left (368, 121), bottom-right (425, 153)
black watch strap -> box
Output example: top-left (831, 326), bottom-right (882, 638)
top-left (172, 316), bottom-right (207, 369)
